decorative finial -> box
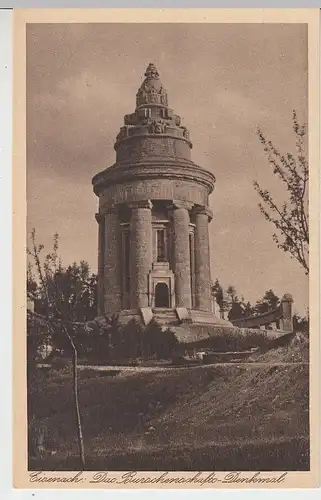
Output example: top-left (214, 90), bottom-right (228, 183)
top-left (135, 62), bottom-right (168, 108)
top-left (144, 63), bottom-right (159, 80)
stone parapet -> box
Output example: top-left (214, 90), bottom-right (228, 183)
top-left (231, 293), bottom-right (294, 333)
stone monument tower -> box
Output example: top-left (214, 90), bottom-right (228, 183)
top-left (92, 63), bottom-right (231, 329)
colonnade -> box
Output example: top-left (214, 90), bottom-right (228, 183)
top-left (96, 199), bottom-right (213, 314)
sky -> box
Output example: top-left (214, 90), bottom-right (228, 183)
top-left (26, 22), bottom-right (309, 314)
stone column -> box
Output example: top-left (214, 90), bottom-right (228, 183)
top-left (103, 206), bottom-right (122, 313)
top-left (170, 200), bottom-right (193, 308)
top-left (194, 206), bottom-right (213, 311)
top-left (95, 213), bottom-right (105, 316)
top-left (280, 293), bottom-right (294, 332)
top-left (129, 200), bottom-right (153, 309)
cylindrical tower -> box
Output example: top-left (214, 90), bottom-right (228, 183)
top-left (92, 63), bottom-right (227, 327)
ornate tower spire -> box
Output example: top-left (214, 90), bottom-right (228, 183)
top-left (114, 63), bottom-right (192, 153)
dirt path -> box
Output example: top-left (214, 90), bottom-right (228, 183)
top-left (78, 361), bottom-right (308, 373)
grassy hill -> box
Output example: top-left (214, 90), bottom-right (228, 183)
top-left (29, 337), bottom-right (309, 471)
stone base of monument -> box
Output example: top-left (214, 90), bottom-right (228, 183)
top-left (96, 308), bottom-right (292, 353)
top-left (169, 321), bottom-right (239, 345)
top-left (111, 307), bottom-right (237, 344)
top-left (189, 309), bottom-right (233, 327)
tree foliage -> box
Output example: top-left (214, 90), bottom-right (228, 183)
top-left (211, 276), bottom-right (284, 321)
top-left (244, 302), bottom-right (254, 317)
top-left (226, 285), bottom-right (237, 303)
top-left (254, 111), bottom-right (309, 274)
top-left (254, 289), bottom-right (280, 314)
top-left (211, 278), bottom-right (224, 308)
top-left (28, 229), bottom-right (97, 323)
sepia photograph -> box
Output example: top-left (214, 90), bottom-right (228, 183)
top-left (12, 8), bottom-right (320, 488)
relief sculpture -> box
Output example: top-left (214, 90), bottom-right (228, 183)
top-left (182, 127), bottom-right (190, 139)
top-left (149, 120), bottom-right (167, 134)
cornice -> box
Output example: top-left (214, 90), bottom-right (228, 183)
top-left (92, 160), bottom-right (216, 196)
top-left (114, 132), bottom-right (193, 151)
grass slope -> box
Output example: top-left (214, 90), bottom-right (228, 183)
top-left (29, 343), bottom-right (309, 471)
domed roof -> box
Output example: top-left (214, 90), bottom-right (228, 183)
top-left (136, 63), bottom-right (168, 108)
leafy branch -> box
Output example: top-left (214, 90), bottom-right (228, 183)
top-left (253, 111), bottom-right (309, 274)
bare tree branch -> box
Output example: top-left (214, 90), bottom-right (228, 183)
top-left (27, 229), bottom-right (86, 469)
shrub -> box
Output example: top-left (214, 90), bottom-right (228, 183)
top-left (187, 328), bottom-right (270, 352)
top-left (143, 320), bottom-right (178, 359)
top-left (120, 319), bottom-right (144, 359)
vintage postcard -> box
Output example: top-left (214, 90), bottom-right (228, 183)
top-left (13, 8), bottom-right (320, 489)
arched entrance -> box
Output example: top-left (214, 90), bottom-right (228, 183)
top-left (154, 282), bottom-right (170, 308)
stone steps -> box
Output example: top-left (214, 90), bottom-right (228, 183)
top-left (152, 308), bottom-right (179, 325)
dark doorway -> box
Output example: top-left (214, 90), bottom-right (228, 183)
top-left (155, 282), bottom-right (170, 308)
